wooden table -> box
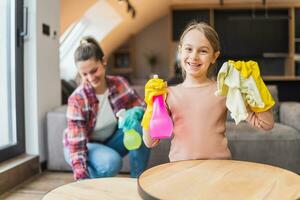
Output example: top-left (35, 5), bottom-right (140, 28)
top-left (42, 177), bottom-right (142, 200)
top-left (138, 160), bottom-right (300, 200)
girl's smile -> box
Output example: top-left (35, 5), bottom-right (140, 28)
top-left (186, 61), bottom-right (202, 71)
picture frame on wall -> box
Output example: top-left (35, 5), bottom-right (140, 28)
top-left (115, 52), bottom-right (130, 68)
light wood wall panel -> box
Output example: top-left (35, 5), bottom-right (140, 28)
top-left (60, 0), bottom-right (97, 33)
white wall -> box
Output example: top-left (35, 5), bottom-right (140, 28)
top-left (24, 0), bottom-right (61, 162)
top-left (135, 15), bottom-right (169, 80)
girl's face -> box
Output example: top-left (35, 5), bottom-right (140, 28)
top-left (77, 58), bottom-right (106, 90)
top-left (179, 29), bottom-right (220, 80)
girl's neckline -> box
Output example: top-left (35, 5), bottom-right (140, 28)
top-left (180, 81), bottom-right (215, 88)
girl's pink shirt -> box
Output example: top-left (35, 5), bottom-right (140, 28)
top-left (143, 82), bottom-right (274, 162)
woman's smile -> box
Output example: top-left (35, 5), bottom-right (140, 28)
top-left (91, 78), bottom-right (99, 85)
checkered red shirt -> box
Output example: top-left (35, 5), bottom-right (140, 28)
top-left (63, 75), bottom-right (145, 180)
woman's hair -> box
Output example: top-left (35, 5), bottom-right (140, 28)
top-left (177, 21), bottom-right (221, 79)
top-left (74, 36), bottom-right (104, 64)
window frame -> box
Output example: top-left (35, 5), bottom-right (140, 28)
top-left (0, 0), bottom-right (25, 162)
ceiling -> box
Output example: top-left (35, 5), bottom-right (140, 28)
top-left (61, 0), bottom-right (300, 56)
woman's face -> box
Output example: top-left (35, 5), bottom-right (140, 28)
top-left (77, 58), bottom-right (106, 89)
top-left (179, 29), bottom-right (219, 79)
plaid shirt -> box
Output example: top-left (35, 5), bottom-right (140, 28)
top-left (63, 75), bottom-right (145, 180)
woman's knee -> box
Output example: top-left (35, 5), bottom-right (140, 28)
top-left (91, 153), bottom-right (123, 177)
top-left (87, 144), bottom-right (123, 178)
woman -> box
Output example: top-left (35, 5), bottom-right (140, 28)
top-left (63, 36), bottom-right (150, 180)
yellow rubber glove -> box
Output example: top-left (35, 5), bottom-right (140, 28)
top-left (141, 77), bottom-right (168, 130)
top-left (228, 60), bottom-right (275, 112)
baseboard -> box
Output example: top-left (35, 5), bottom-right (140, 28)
top-left (0, 154), bottom-right (40, 195)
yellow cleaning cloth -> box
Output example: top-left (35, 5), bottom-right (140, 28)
top-left (141, 77), bottom-right (168, 130)
top-left (228, 60), bottom-right (275, 112)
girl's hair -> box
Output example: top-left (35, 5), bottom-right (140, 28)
top-left (74, 36), bottom-right (104, 64)
top-left (178, 21), bottom-right (221, 79)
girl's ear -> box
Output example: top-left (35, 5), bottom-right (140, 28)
top-left (177, 45), bottom-right (182, 55)
top-left (177, 45), bottom-right (182, 62)
top-left (211, 51), bottom-right (220, 64)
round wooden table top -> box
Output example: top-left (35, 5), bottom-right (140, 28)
top-left (138, 160), bottom-right (300, 200)
top-left (42, 177), bottom-right (142, 200)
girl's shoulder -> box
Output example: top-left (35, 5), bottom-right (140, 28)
top-left (167, 84), bottom-right (182, 96)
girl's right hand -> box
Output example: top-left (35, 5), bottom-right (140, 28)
top-left (142, 128), bottom-right (160, 148)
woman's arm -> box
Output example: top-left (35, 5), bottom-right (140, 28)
top-left (246, 109), bottom-right (274, 131)
top-left (142, 129), bottom-right (160, 148)
top-left (66, 96), bottom-right (89, 180)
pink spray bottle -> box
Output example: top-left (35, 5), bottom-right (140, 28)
top-left (149, 75), bottom-right (173, 139)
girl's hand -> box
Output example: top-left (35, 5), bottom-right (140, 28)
top-left (142, 128), bottom-right (160, 148)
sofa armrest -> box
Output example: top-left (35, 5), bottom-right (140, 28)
top-left (47, 105), bottom-right (72, 171)
top-left (280, 102), bottom-right (300, 131)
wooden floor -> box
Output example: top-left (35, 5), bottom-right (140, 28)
top-left (0, 171), bottom-right (131, 200)
top-left (0, 171), bottom-right (74, 200)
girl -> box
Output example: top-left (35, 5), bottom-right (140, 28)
top-left (143, 22), bottom-right (274, 162)
top-left (63, 36), bottom-right (150, 180)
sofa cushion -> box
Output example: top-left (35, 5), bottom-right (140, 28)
top-left (47, 105), bottom-right (71, 171)
top-left (225, 121), bottom-right (300, 173)
top-left (226, 121), bottom-right (300, 140)
top-left (280, 102), bottom-right (300, 131)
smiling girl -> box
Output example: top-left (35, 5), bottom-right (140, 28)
top-left (143, 22), bottom-right (274, 162)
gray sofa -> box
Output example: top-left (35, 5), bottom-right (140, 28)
top-left (46, 85), bottom-right (300, 174)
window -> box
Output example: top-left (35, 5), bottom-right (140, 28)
top-left (60, 0), bottom-right (122, 81)
top-left (0, 0), bottom-right (25, 162)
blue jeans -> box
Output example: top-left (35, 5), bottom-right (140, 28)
top-left (64, 125), bottom-right (150, 178)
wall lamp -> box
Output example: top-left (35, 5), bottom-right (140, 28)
top-left (118, 0), bottom-right (136, 18)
